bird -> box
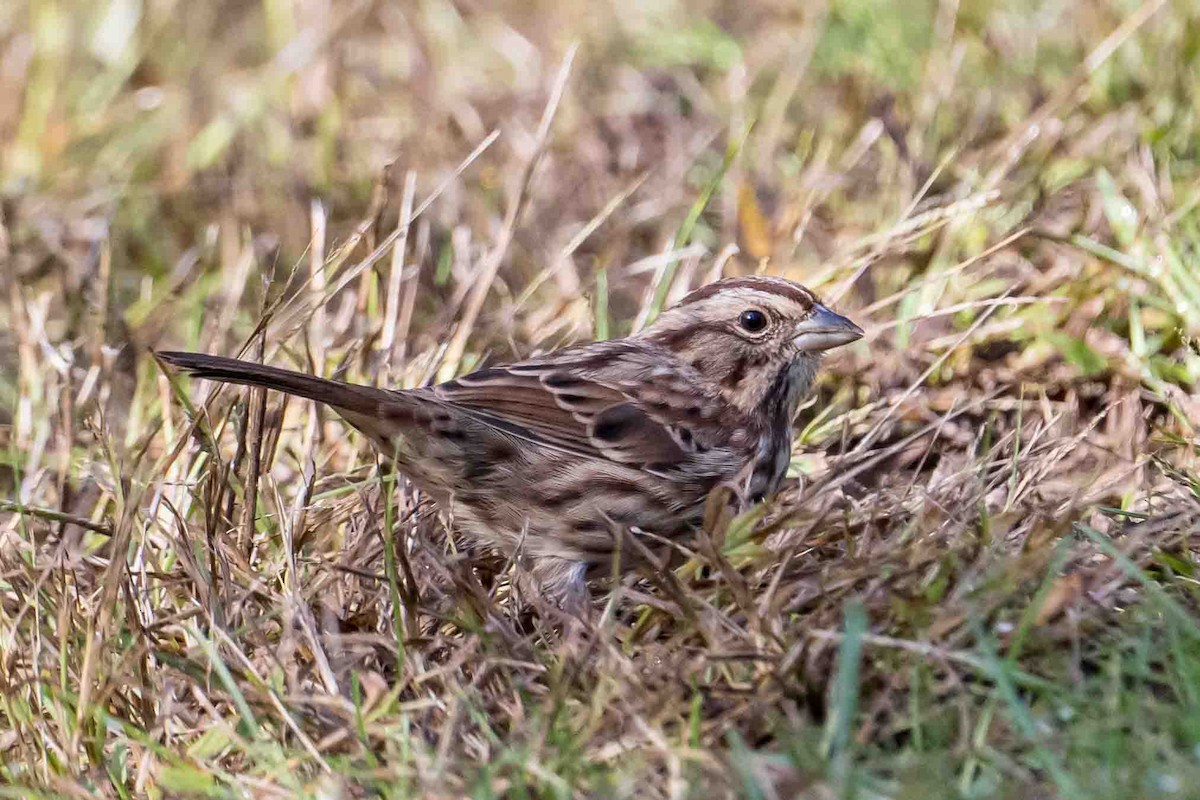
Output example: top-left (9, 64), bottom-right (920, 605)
top-left (159, 275), bottom-right (863, 609)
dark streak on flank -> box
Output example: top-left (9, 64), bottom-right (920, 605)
top-left (544, 475), bottom-right (650, 509)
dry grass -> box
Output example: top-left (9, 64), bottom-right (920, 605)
top-left (2, 0), bottom-right (1200, 797)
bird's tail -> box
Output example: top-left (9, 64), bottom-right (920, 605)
top-left (157, 351), bottom-right (395, 416)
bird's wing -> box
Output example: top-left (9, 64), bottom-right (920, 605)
top-left (434, 351), bottom-right (695, 470)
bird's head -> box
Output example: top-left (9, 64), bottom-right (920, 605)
top-left (641, 275), bottom-right (863, 415)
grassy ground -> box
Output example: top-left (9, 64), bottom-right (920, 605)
top-left (2, 0), bottom-right (1200, 797)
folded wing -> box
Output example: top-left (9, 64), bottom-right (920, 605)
top-left (435, 363), bottom-right (690, 471)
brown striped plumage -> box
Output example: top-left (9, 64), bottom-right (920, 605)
top-left (159, 275), bottom-right (862, 609)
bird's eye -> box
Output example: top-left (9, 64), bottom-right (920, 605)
top-left (738, 309), bottom-right (768, 333)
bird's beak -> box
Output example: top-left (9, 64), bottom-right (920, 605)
top-left (793, 304), bottom-right (864, 352)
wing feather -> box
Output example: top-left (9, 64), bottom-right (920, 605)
top-left (435, 362), bottom-right (689, 469)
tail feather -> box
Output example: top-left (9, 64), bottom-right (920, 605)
top-left (157, 351), bottom-right (394, 416)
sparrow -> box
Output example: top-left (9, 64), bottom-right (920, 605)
top-left (159, 275), bottom-right (863, 608)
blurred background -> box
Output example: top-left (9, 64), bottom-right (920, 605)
top-left (3, 1), bottom-right (1200, 798)
top-left (4, 0), bottom-right (1194, 372)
